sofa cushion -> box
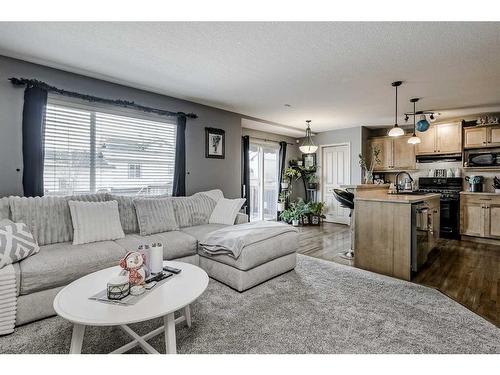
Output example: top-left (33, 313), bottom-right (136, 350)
top-left (9, 194), bottom-right (108, 246)
top-left (69, 200), bottom-right (125, 245)
top-left (180, 224), bottom-right (228, 243)
top-left (209, 198), bottom-right (245, 225)
top-left (198, 231), bottom-right (298, 271)
top-left (133, 198), bottom-right (179, 236)
top-left (195, 189), bottom-right (224, 203)
top-left (0, 197), bottom-right (10, 220)
top-left (171, 194), bottom-right (217, 228)
top-left (109, 194), bottom-right (140, 234)
top-left (114, 231), bottom-right (197, 260)
top-left (18, 240), bottom-right (127, 295)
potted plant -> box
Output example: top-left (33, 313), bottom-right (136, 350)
top-left (277, 191), bottom-right (288, 212)
top-left (306, 174), bottom-right (319, 190)
top-left (358, 145), bottom-right (381, 184)
top-left (279, 200), bottom-right (304, 226)
top-left (282, 167), bottom-right (301, 191)
top-left (308, 201), bottom-right (326, 225)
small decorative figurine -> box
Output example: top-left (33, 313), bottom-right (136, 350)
top-left (119, 251), bottom-right (146, 286)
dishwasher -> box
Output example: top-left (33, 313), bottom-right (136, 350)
top-left (411, 202), bottom-right (435, 273)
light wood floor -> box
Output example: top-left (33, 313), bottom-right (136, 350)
top-left (297, 222), bottom-right (500, 327)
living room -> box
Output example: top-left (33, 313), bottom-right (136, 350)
top-left (1, 1), bottom-right (499, 372)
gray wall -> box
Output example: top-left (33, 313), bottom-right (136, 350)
top-left (311, 126), bottom-right (364, 185)
top-left (0, 56), bottom-right (246, 198)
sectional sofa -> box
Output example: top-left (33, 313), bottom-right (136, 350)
top-left (0, 190), bottom-right (298, 333)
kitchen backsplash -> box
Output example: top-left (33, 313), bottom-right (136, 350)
top-left (383, 162), bottom-right (500, 192)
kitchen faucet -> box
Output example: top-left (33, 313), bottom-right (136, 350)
top-left (395, 171), bottom-right (414, 194)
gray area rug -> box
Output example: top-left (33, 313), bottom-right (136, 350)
top-left (1, 254), bottom-right (498, 354)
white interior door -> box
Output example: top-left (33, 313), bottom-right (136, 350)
top-left (322, 144), bottom-right (351, 224)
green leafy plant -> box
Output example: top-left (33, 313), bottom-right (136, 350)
top-left (308, 202), bottom-right (326, 218)
top-left (306, 174), bottom-right (319, 183)
top-left (284, 167), bottom-right (301, 181)
top-left (278, 191), bottom-right (288, 203)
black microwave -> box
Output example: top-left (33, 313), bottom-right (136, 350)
top-left (464, 149), bottom-right (500, 167)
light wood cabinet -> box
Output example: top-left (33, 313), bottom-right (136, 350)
top-left (461, 194), bottom-right (500, 239)
top-left (464, 125), bottom-right (500, 148)
top-left (368, 136), bottom-right (415, 171)
top-left (416, 122), bottom-right (462, 155)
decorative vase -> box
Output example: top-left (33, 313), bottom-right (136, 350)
top-left (364, 171), bottom-right (373, 184)
top-left (277, 202), bottom-right (285, 211)
top-left (292, 219), bottom-right (300, 227)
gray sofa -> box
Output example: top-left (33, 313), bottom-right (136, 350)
top-left (0, 190), bottom-right (298, 331)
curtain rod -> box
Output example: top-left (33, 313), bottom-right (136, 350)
top-left (249, 136), bottom-right (295, 146)
top-left (9, 77), bottom-right (198, 119)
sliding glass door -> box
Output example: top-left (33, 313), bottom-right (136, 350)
top-left (249, 141), bottom-right (280, 221)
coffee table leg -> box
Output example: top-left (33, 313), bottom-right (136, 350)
top-left (184, 305), bottom-right (192, 327)
top-left (163, 313), bottom-right (177, 354)
top-left (70, 324), bottom-right (85, 354)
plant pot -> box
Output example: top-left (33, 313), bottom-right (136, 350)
top-left (310, 214), bottom-right (321, 226)
top-left (307, 182), bottom-right (318, 190)
top-left (291, 219), bottom-right (300, 227)
top-left (277, 202), bottom-right (285, 211)
top-left (281, 182), bottom-right (289, 189)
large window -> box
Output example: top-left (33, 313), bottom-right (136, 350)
top-left (43, 100), bottom-right (177, 196)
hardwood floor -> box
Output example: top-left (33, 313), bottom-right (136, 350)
top-left (297, 222), bottom-right (500, 327)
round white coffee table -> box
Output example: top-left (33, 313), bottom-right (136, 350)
top-left (53, 261), bottom-right (208, 354)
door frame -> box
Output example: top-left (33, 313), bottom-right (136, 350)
top-left (319, 142), bottom-right (351, 222)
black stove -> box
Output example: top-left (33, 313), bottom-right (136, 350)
top-left (418, 177), bottom-right (462, 239)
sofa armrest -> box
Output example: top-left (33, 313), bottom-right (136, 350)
top-left (234, 212), bottom-right (249, 224)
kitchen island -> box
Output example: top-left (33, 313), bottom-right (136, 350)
top-left (354, 191), bottom-right (440, 280)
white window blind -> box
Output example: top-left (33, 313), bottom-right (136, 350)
top-left (43, 101), bottom-right (177, 196)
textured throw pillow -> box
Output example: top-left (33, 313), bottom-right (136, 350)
top-left (109, 194), bottom-right (140, 234)
top-left (68, 200), bottom-right (125, 245)
top-left (172, 194), bottom-right (217, 228)
top-left (209, 198), bottom-right (246, 225)
top-left (133, 198), bottom-right (179, 236)
top-left (0, 219), bottom-right (40, 269)
top-left (195, 189), bottom-right (224, 203)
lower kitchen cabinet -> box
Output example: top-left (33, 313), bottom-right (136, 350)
top-left (460, 194), bottom-right (500, 239)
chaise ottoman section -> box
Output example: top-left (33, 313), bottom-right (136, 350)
top-left (199, 229), bottom-right (298, 292)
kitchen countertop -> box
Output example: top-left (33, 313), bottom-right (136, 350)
top-left (460, 191), bottom-right (500, 196)
top-left (355, 191), bottom-right (441, 204)
top-left (341, 184), bottom-right (390, 189)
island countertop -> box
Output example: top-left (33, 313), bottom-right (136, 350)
top-left (355, 191), bottom-right (441, 204)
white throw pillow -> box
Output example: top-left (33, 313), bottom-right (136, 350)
top-left (68, 200), bottom-right (125, 245)
top-left (0, 219), bottom-right (40, 269)
top-left (209, 198), bottom-right (245, 225)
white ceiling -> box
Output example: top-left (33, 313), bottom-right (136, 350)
top-left (0, 22), bottom-right (500, 133)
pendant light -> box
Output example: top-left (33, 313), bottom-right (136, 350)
top-left (388, 81), bottom-right (405, 137)
top-left (299, 120), bottom-right (318, 154)
top-left (407, 98), bottom-right (421, 145)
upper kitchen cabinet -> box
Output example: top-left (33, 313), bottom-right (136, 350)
top-left (416, 122), bottom-right (462, 155)
top-left (368, 135), bottom-right (415, 171)
top-left (464, 125), bottom-right (500, 148)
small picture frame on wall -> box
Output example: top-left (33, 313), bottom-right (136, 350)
top-left (303, 153), bottom-right (316, 168)
top-left (205, 127), bottom-right (225, 159)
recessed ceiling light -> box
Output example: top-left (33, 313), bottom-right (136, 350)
top-left (284, 104), bottom-right (291, 107)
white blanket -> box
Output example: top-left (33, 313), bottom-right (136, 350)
top-left (0, 264), bottom-right (17, 335)
top-left (200, 221), bottom-right (297, 259)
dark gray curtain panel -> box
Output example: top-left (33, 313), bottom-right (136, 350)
top-left (278, 141), bottom-right (287, 196)
top-left (22, 86), bottom-right (48, 197)
top-left (172, 115), bottom-right (186, 196)
top-left (241, 135), bottom-right (250, 216)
